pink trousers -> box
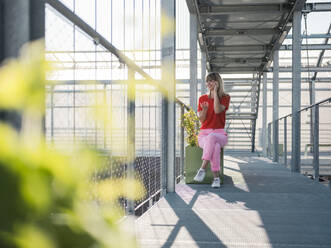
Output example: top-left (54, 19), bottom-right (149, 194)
top-left (198, 129), bottom-right (228, 172)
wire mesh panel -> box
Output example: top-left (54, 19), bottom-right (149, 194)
top-left (45, 1), bottom-right (166, 216)
top-left (278, 118), bottom-right (285, 164)
top-left (300, 101), bottom-right (331, 184)
top-left (134, 85), bottom-right (162, 215)
top-left (300, 108), bottom-right (314, 177)
top-left (175, 103), bottom-right (184, 182)
top-left (285, 116), bottom-right (292, 169)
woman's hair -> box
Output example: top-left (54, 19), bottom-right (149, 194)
top-left (206, 72), bottom-right (226, 98)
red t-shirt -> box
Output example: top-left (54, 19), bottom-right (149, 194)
top-left (198, 94), bottom-right (230, 129)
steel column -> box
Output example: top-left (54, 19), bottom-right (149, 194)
top-left (292, 10), bottom-right (301, 173)
top-left (262, 72), bottom-right (268, 157)
top-left (273, 50), bottom-right (279, 162)
top-left (161, 0), bottom-right (176, 193)
top-left (309, 80), bottom-right (315, 153)
top-left (313, 105), bottom-right (319, 181)
top-left (284, 117), bottom-right (287, 166)
top-left (268, 123), bottom-right (272, 158)
top-left (0, 0), bottom-right (44, 130)
top-left (251, 76), bottom-right (258, 153)
top-left (201, 51), bottom-right (207, 94)
top-left (190, 14), bottom-right (198, 111)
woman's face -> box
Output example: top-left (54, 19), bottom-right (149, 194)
top-left (206, 79), bottom-right (217, 91)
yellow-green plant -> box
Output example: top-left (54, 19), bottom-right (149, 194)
top-left (0, 40), bottom-right (145, 248)
top-left (182, 109), bottom-right (200, 146)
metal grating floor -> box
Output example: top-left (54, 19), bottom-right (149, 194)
top-left (135, 152), bottom-right (331, 248)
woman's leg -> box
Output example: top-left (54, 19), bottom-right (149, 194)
top-left (207, 132), bottom-right (228, 173)
top-left (198, 130), bottom-right (211, 169)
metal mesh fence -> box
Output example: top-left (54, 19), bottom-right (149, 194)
top-left (44, 2), bottom-right (178, 216)
top-left (300, 101), bottom-right (331, 184)
top-left (268, 98), bottom-right (331, 186)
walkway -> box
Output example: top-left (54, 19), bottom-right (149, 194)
top-left (135, 152), bottom-right (331, 248)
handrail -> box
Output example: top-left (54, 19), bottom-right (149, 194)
top-left (271, 97), bottom-right (331, 123)
top-left (267, 97), bottom-right (330, 181)
top-left (175, 99), bottom-right (190, 111)
top-left (298, 97), bottom-right (331, 113)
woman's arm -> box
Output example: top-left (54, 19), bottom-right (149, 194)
top-left (198, 102), bottom-right (208, 123)
top-left (213, 91), bottom-right (225, 114)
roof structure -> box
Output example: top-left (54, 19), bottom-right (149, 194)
top-left (186, 0), bottom-right (306, 74)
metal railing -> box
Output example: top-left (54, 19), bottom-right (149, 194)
top-left (267, 97), bottom-right (331, 183)
top-left (45, 0), bottom-right (190, 216)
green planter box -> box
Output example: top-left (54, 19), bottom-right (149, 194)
top-left (185, 146), bottom-right (224, 184)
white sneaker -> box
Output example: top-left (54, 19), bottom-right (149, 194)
top-left (211, 178), bottom-right (220, 188)
top-left (194, 168), bottom-right (206, 182)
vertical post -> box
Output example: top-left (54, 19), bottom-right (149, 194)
top-left (190, 14), bottom-right (198, 111)
top-left (50, 85), bottom-right (54, 143)
top-left (313, 105), bottom-right (319, 181)
top-left (180, 105), bottom-right (185, 179)
top-left (292, 10), bottom-right (301, 173)
top-left (103, 83), bottom-right (107, 149)
top-left (201, 51), bottom-right (207, 94)
top-left (268, 123), bottom-right (271, 158)
top-left (161, 0), bottom-right (176, 193)
top-left (309, 80), bottom-right (315, 153)
top-left (284, 117), bottom-right (287, 166)
top-left (273, 50), bottom-right (279, 162)
top-left (0, 0), bottom-right (44, 130)
top-left (262, 72), bottom-right (268, 157)
top-left (251, 76), bottom-right (257, 152)
top-left (127, 69), bottom-right (135, 215)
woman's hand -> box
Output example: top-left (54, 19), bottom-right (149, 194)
top-left (214, 80), bottom-right (219, 92)
top-left (200, 101), bottom-right (209, 111)
top-left (211, 80), bottom-right (219, 97)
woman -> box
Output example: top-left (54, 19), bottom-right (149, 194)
top-left (194, 72), bottom-right (230, 188)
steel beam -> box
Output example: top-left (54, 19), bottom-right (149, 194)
top-left (199, 4), bottom-right (286, 15)
top-left (303, 2), bottom-right (331, 13)
top-left (212, 66), bottom-right (261, 74)
top-left (268, 67), bottom-right (331, 72)
top-left (205, 28), bottom-right (277, 37)
top-left (291, 10), bottom-right (301, 173)
top-left (280, 44), bottom-right (331, 50)
top-left (286, 33), bottom-right (331, 39)
top-left (161, 0), bottom-right (176, 194)
top-left (209, 45), bottom-right (268, 52)
top-left (211, 58), bottom-right (264, 64)
top-left (190, 13), bottom-right (198, 111)
top-left (185, 0), bottom-right (196, 14)
top-left (273, 50), bottom-right (279, 163)
top-left (261, 0), bottom-right (305, 73)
